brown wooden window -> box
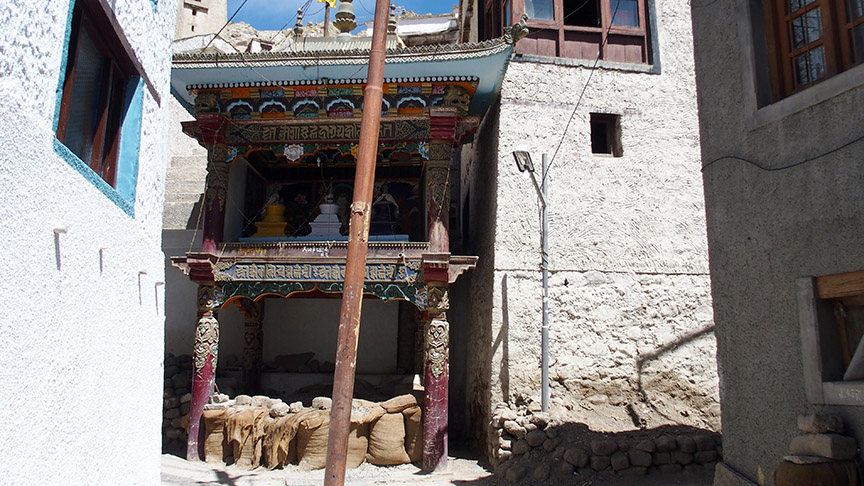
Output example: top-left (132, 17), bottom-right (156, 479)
top-left (482, 0), bottom-right (651, 63)
top-left (56, 0), bottom-right (138, 188)
top-left (763, 0), bottom-right (864, 99)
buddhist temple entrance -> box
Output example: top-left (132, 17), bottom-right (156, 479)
top-left (169, 20), bottom-right (518, 471)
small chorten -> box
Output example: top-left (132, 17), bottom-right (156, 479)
top-left (293, 8), bottom-right (304, 36)
top-left (387, 4), bottom-right (397, 35)
top-left (333, 0), bottom-right (356, 37)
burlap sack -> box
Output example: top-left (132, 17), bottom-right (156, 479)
top-left (202, 409), bottom-right (230, 463)
top-left (297, 410), bottom-right (369, 470)
top-left (226, 407), bottom-right (268, 469)
top-left (352, 399), bottom-right (386, 424)
top-left (263, 409), bottom-right (317, 470)
top-left (402, 405), bottom-right (423, 463)
top-left (381, 394), bottom-right (418, 414)
top-left (367, 412), bottom-right (411, 465)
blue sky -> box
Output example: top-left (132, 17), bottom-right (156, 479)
top-left (227, 0), bottom-right (457, 31)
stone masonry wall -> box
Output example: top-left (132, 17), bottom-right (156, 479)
top-left (463, 0), bottom-right (720, 470)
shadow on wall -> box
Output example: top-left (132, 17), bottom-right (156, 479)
top-left (634, 325), bottom-right (717, 428)
top-left (491, 274), bottom-right (510, 403)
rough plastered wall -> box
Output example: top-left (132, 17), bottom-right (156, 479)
top-left (0, 0), bottom-right (174, 484)
top-left (692, 0), bottom-right (864, 482)
top-left (466, 0), bottom-right (719, 453)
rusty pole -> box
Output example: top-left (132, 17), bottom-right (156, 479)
top-left (323, 0), bottom-right (391, 484)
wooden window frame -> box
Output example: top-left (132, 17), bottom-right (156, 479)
top-left (763, 0), bottom-right (862, 99)
top-left (55, 0), bottom-right (159, 189)
top-left (482, 0), bottom-right (651, 63)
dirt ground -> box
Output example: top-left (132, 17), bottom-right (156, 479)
top-left (161, 452), bottom-right (715, 486)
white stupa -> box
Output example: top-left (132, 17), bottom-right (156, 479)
top-left (308, 195), bottom-right (342, 237)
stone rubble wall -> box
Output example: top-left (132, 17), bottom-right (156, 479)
top-left (489, 407), bottom-right (721, 482)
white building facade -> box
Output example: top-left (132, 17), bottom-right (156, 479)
top-left (457, 0), bottom-right (721, 470)
top-left (0, 0), bottom-right (175, 483)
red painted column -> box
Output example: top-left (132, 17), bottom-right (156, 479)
top-left (201, 145), bottom-right (230, 254)
top-left (422, 281), bottom-right (450, 472)
top-left (186, 283), bottom-right (220, 461)
top-left (240, 299), bottom-right (264, 395)
top-left (424, 110), bottom-right (457, 253)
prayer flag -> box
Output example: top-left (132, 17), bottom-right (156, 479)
top-left (317, 0), bottom-right (337, 8)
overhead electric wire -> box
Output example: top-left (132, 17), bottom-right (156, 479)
top-left (700, 132), bottom-right (864, 172)
top-left (200, 0), bottom-right (253, 52)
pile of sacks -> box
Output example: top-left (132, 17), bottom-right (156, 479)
top-left (198, 393), bottom-right (422, 470)
top-left (775, 414), bottom-right (859, 485)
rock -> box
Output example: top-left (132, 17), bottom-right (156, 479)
top-left (180, 393), bottom-right (193, 404)
top-left (545, 427), bottom-right (558, 439)
top-left (211, 393), bottom-right (229, 404)
top-left (784, 455), bottom-right (832, 465)
top-left (163, 389), bottom-right (173, 399)
top-left (312, 396), bottom-right (332, 410)
top-left (677, 435), bottom-right (696, 454)
top-left (653, 451), bottom-right (672, 465)
top-left (234, 395), bottom-right (253, 406)
top-left (175, 388), bottom-right (190, 397)
top-left (505, 464), bottom-right (527, 482)
top-left (529, 412), bottom-right (550, 429)
top-left (798, 414), bottom-right (844, 434)
top-left (516, 416), bottom-right (529, 427)
top-left (524, 423), bottom-right (538, 433)
top-left (556, 461), bottom-right (575, 477)
top-left (164, 365), bottom-right (179, 377)
top-left (180, 402), bottom-right (191, 415)
top-left (526, 429), bottom-right (547, 447)
top-left (775, 460), bottom-right (858, 486)
top-left (164, 397), bottom-right (180, 409)
top-left (164, 378), bottom-right (173, 389)
top-left (610, 451), bottom-right (629, 471)
top-left (635, 439), bottom-right (656, 453)
top-left (499, 435), bottom-right (513, 450)
top-left (512, 439), bottom-right (531, 455)
top-left (591, 438), bottom-right (618, 456)
top-left (672, 451), bottom-right (693, 465)
top-left (620, 466), bottom-right (648, 476)
top-left (694, 450), bottom-right (718, 464)
top-left (495, 407), bottom-right (518, 423)
top-left (170, 417), bottom-right (184, 428)
top-left (587, 394), bottom-right (608, 405)
top-left (533, 464), bottom-right (550, 481)
top-left (165, 408), bottom-right (181, 419)
top-left (563, 447), bottom-right (589, 468)
top-left (656, 435), bottom-right (677, 452)
top-left (552, 446), bottom-right (566, 460)
top-left (543, 438), bottom-right (559, 452)
top-left (629, 450), bottom-right (652, 467)
top-left (497, 449), bottom-right (513, 461)
top-left (270, 402), bottom-right (290, 417)
top-left (172, 374), bottom-right (191, 388)
top-left (590, 455), bottom-right (611, 471)
top-left (165, 428), bottom-right (182, 440)
top-left (694, 434), bottom-right (716, 451)
top-left (289, 401), bottom-right (304, 413)
top-left (789, 434), bottom-right (856, 460)
top-left (503, 420), bottom-right (526, 439)
top-left (617, 440), bottom-right (630, 452)
top-left (660, 463), bottom-right (683, 473)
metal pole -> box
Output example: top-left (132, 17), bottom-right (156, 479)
top-left (324, 4), bottom-right (330, 37)
top-left (323, 0), bottom-right (390, 484)
top-left (541, 153), bottom-right (549, 412)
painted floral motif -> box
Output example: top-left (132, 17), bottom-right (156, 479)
top-left (284, 144), bottom-right (304, 162)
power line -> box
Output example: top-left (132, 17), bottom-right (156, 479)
top-left (700, 132), bottom-right (864, 172)
top-left (200, 0), bottom-right (253, 52)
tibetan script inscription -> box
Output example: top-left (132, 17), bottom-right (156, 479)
top-left (217, 262), bottom-right (418, 283)
top-left (226, 120), bottom-right (430, 144)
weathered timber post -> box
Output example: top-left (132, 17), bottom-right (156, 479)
top-left (240, 298), bottom-right (265, 394)
top-left (186, 283), bottom-right (220, 460)
top-left (323, 0), bottom-right (391, 484)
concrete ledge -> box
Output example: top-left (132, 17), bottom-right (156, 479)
top-left (714, 462), bottom-right (757, 486)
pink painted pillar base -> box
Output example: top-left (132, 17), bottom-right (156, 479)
top-left (422, 282), bottom-right (450, 472)
top-left (186, 284), bottom-right (220, 461)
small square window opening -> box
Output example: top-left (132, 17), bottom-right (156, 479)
top-left (590, 113), bottom-right (622, 157)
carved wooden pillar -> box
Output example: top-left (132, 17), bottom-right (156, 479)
top-left (422, 281), bottom-right (450, 472)
top-left (186, 283), bottom-right (220, 461)
top-left (240, 299), bottom-right (265, 395)
top-left (202, 145), bottom-right (230, 254)
top-left (425, 108), bottom-right (457, 253)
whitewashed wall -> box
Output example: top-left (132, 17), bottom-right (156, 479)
top-left (463, 0), bottom-right (719, 448)
top-left (0, 0), bottom-right (175, 484)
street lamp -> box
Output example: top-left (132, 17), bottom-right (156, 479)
top-left (512, 149), bottom-right (549, 413)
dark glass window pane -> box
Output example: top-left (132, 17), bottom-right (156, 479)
top-left (789, 0), bottom-right (803, 14)
top-left (792, 16), bottom-right (806, 47)
top-left (611, 0), bottom-right (640, 27)
top-left (808, 45), bottom-right (826, 79)
top-left (848, 0), bottom-right (864, 21)
top-left (564, 0), bottom-right (600, 26)
top-left (525, 0), bottom-right (554, 20)
top-left (795, 51), bottom-right (810, 84)
top-left (805, 8), bottom-right (822, 42)
top-left (852, 23), bottom-right (864, 64)
top-left (64, 28), bottom-right (105, 165)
